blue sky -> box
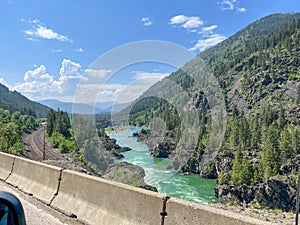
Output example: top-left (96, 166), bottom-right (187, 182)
top-left (0, 0), bottom-right (299, 103)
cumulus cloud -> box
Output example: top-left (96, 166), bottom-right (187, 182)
top-left (59, 59), bottom-right (81, 78)
top-left (13, 59), bottom-right (82, 101)
top-left (170, 15), bottom-right (203, 30)
top-left (190, 34), bottom-right (227, 52)
top-left (24, 65), bottom-right (48, 82)
top-left (141, 17), bottom-right (153, 26)
top-left (219, 0), bottom-right (246, 12)
top-left (11, 58), bottom-right (170, 104)
top-left (24, 19), bottom-right (72, 42)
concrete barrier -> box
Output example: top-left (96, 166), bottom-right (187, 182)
top-left (6, 156), bottom-right (61, 205)
top-left (165, 197), bottom-right (276, 225)
top-left (51, 169), bottom-right (165, 225)
top-left (0, 152), bottom-right (14, 181)
top-left (0, 153), bottom-right (279, 225)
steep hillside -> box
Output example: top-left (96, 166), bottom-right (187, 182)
top-left (121, 13), bottom-right (300, 211)
top-left (0, 83), bottom-right (50, 117)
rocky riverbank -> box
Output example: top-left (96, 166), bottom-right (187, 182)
top-left (134, 129), bottom-right (176, 158)
top-left (133, 128), bottom-right (300, 214)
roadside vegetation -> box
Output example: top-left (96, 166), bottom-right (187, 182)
top-left (0, 107), bottom-right (39, 155)
top-left (46, 109), bottom-right (78, 154)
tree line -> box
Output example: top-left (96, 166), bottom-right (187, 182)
top-left (46, 109), bottom-right (78, 153)
top-left (229, 103), bottom-right (300, 185)
top-left (0, 107), bottom-right (38, 155)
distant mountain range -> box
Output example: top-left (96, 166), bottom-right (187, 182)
top-left (39, 99), bottom-right (131, 114)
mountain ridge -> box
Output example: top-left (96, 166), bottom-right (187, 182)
top-left (0, 83), bottom-right (50, 117)
top-left (121, 12), bottom-right (300, 211)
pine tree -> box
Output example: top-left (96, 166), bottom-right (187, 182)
top-left (240, 158), bottom-right (253, 185)
top-left (279, 125), bottom-right (293, 162)
top-left (231, 148), bottom-right (242, 184)
top-left (262, 125), bottom-right (280, 180)
top-left (278, 105), bottom-right (285, 131)
top-left (250, 115), bottom-right (260, 149)
top-left (46, 109), bottom-right (55, 136)
top-left (291, 126), bottom-right (300, 154)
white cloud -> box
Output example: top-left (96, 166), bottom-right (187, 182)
top-left (26, 37), bottom-right (38, 42)
top-left (219, 0), bottom-right (246, 12)
top-left (169, 15), bottom-right (226, 52)
top-left (84, 69), bottom-right (112, 78)
top-left (190, 34), bottom-right (227, 52)
top-left (59, 59), bottom-right (81, 82)
top-left (11, 59), bottom-right (169, 104)
top-left (133, 71), bottom-right (168, 81)
top-left (13, 59), bottom-right (82, 101)
top-left (200, 25), bottom-right (218, 34)
top-left (76, 71), bottom-right (170, 104)
top-left (220, 0), bottom-right (236, 10)
top-left (16, 65), bottom-right (60, 95)
top-left (170, 15), bottom-right (203, 30)
top-left (24, 65), bottom-right (52, 82)
top-left (5, 0), bottom-right (12, 4)
top-left (75, 48), bottom-right (83, 52)
top-left (141, 17), bottom-right (153, 26)
top-left (237, 7), bottom-right (246, 12)
top-left (75, 83), bottom-right (126, 103)
top-left (170, 15), bottom-right (189, 25)
top-left (24, 19), bottom-right (72, 42)
top-left (0, 77), bottom-right (10, 88)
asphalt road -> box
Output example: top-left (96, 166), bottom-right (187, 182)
top-left (0, 181), bottom-right (85, 225)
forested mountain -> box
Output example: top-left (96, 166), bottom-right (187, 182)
top-left (0, 83), bottom-right (50, 117)
top-left (122, 13), bottom-right (300, 211)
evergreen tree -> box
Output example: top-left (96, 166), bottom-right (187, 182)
top-left (278, 105), bottom-right (285, 131)
top-left (279, 125), bottom-right (293, 162)
top-left (262, 125), bottom-right (280, 180)
top-left (231, 148), bottom-right (242, 184)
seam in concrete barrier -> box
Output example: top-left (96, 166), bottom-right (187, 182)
top-left (160, 195), bottom-right (170, 225)
top-left (49, 168), bottom-right (64, 206)
top-left (4, 156), bottom-right (15, 182)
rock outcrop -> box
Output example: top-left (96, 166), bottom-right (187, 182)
top-left (215, 175), bottom-right (297, 212)
top-left (103, 162), bottom-right (145, 187)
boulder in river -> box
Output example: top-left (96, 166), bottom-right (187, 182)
top-left (103, 162), bottom-right (145, 187)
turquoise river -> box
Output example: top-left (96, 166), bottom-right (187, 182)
top-left (107, 127), bottom-right (217, 204)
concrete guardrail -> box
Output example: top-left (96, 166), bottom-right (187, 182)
top-left (165, 197), bottom-right (272, 225)
top-left (0, 152), bottom-right (14, 181)
top-left (0, 152), bottom-right (277, 225)
top-left (52, 169), bottom-right (164, 225)
top-left (5, 155), bottom-right (61, 205)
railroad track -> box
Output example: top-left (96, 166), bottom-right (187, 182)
top-left (23, 127), bottom-right (64, 161)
